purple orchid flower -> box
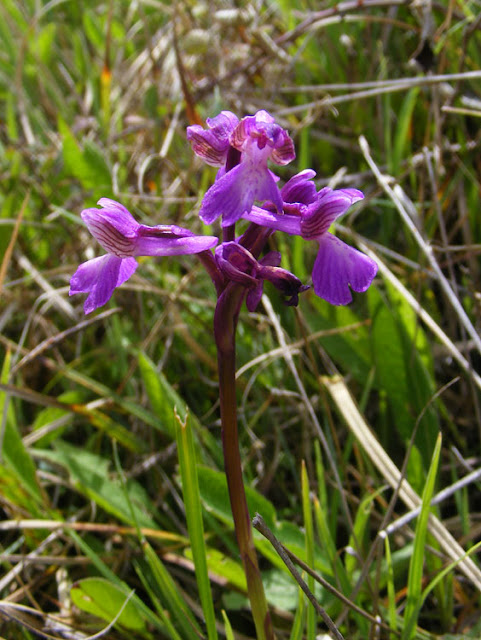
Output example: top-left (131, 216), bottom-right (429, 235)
top-left (69, 198), bottom-right (218, 314)
top-left (187, 110), bottom-right (295, 227)
top-left (243, 170), bottom-right (378, 305)
top-left (215, 241), bottom-right (308, 311)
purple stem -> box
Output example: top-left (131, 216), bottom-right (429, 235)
top-left (214, 282), bottom-right (275, 640)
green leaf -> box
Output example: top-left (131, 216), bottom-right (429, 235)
top-left (384, 536), bottom-right (397, 634)
top-left (402, 433), bottom-right (442, 640)
top-left (82, 10), bottom-right (104, 50)
top-left (369, 287), bottom-right (439, 461)
top-left (185, 546), bottom-right (246, 591)
top-left (263, 569), bottom-right (299, 611)
top-left (137, 352), bottom-right (178, 438)
top-left (37, 441), bottom-right (158, 529)
top-left (221, 610), bottom-right (235, 640)
top-left (345, 492), bottom-right (373, 577)
top-left (82, 140), bottom-right (112, 188)
top-left (392, 88), bottom-right (420, 175)
top-left (304, 296), bottom-right (372, 383)
top-left (68, 530), bottom-right (168, 634)
top-left (59, 117), bottom-right (111, 190)
top-left (301, 460), bottom-right (316, 640)
top-left (32, 22), bottom-right (57, 66)
top-left (31, 390), bottom-right (80, 447)
top-left (70, 578), bottom-right (146, 632)
top-left (78, 405), bottom-right (145, 453)
top-left (289, 589), bottom-right (306, 640)
top-left (0, 352), bottom-right (43, 507)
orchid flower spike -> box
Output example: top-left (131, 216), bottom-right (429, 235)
top-left (69, 198), bottom-right (218, 314)
top-left (243, 171), bottom-right (378, 305)
top-left (187, 110), bottom-right (295, 227)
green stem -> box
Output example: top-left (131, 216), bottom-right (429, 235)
top-left (214, 284), bottom-right (275, 640)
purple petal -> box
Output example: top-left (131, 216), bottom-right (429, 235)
top-left (206, 111), bottom-right (239, 135)
top-left (187, 111), bottom-right (238, 166)
top-left (231, 111), bottom-right (275, 149)
top-left (135, 225), bottom-right (218, 256)
top-left (253, 167), bottom-right (284, 218)
top-left (270, 130), bottom-right (296, 166)
top-left (80, 199), bottom-right (141, 258)
top-left (259, 251), bottom-right (282, 268)
top-left (246, 283), bottom-right (264, 312)
top-left (85, 199), bottom-right (139, 236)
top-left (312, 234), bottom-right (377, 305)
top-left (281, 170), bottom-right (317, 205)
top-left (301, 188), bottom-right (364, 239)
top-left (82, 210), bottom-right (137, 257)
top-left (69, 255), bottom-right (138, 314)
top-left (199, 162), bottom-right (283, 227)
top-left (69, 255), bottom-right (107, 295)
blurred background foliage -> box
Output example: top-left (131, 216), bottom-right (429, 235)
top-left (1, 0), bottom-right (481, 638)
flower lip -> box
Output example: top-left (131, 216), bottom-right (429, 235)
top-left (69, 254), bottom-right (138, 314)
top-left (198, 160), bottom-right (284, 227)
top-left (239, 170), bottom-right (376, 306)
top-left (312, 234), bottom-right (378, 305)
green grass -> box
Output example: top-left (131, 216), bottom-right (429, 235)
top-left (1, 1), bottom-right (481, 638)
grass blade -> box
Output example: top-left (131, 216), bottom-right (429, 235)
top-left (142, 540), bottom-right (202, 640)
top-left (402, 432), bottom-right (442, 640)
top-left (175, 410), bottom-right (218, 640)
top-left (301, 460), bottom-right (316, 640)
top-left (383, 535), bottom-right (397, 634)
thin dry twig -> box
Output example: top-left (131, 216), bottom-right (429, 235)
top-left (253, 514), bottom-right (400, 636)
top-left (280, 70), bottom-right (481, 93)
top-left (253, 514), bottom-right (345, 640)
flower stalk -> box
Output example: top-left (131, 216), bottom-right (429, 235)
top-left (214, 283), bottom-right (275, 640)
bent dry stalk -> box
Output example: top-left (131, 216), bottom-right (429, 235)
top-left (69, 108), bottom-right (378, 637)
